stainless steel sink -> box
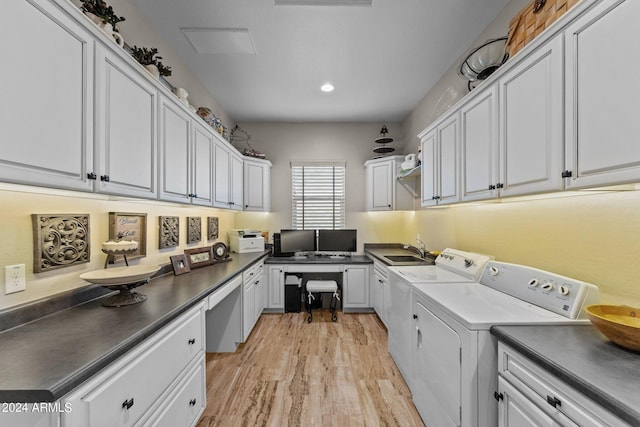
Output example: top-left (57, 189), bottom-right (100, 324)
top-left (383, 255), bottom-right (425, 263)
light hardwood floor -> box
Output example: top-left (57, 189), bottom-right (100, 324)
top-left (196, 310), bottom-right (425, 427)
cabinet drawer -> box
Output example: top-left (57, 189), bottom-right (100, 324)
top-left (243, 264), bottom-right (258, 283)
top-left (144, 359), bottom-right (205, 427)
top-left (63, 304), bottom-right (204, 427)
top-left (498, 343), bottom-right (627, 427)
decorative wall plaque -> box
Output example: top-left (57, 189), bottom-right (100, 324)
top-left (187, 217), bottom-right (201, 243)
top-left (207, 217), bottom-right (219, 241)
top-left (109, 212), bottom-right (147, 263)
top-left (159, 216), bottom-right (179, 249)
top-left (32, 214), bottom-right (90, 273)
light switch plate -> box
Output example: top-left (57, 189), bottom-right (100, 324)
top-left (5, 264), bottom-right (26, 294)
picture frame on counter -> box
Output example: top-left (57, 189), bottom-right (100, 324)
top-left (170, 254), bottom-right (191, 276)
top-left (184, 246), bottom-right (215, 269)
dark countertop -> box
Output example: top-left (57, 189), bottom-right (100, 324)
top-left (265, 254), bottom-right (372, 264)
top-left (491, 325), bottom-right (640, 425)
top-left (0, 251), bottom-right (269, 403)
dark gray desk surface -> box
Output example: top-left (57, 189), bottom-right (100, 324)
top-left (0, 251), bottom-right (268, 403)
top-left (491, 324), bottom-right (640, 425)
top-left (265, 254), bottom-right (372, 264)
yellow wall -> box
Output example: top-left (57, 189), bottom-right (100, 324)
top-left (0, 184), bottom-right (235, 310)
top-left (408, 190), bottom-right (640, 306)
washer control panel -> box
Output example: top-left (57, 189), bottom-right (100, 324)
top-left (479, 261), bottom-right (600, 319)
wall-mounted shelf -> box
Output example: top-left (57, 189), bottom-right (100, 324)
top-left (396, 165), bottom-right (421, 181)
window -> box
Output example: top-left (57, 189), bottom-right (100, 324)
top-left (291, 162), bottom-right (346, 230)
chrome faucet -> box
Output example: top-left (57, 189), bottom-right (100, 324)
top-left (404, 237), bottom-right (426, 259)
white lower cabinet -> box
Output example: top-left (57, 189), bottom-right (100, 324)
top-left (371, 261), bottom-right (389, 326)
top-left (497, 342), bottom-right (629, 427)
top-left (61, 302), bottom-right (206, 427)
top-left (143, 359), bottom-right (205, 427)
top-left (266, 265), bottom-right (285, 311)
top-left (242, 262), bottom-right (264, 340)
top-left (342, 265), bottom-right (370, 309)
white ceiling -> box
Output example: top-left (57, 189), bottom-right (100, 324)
top-left (131, 0), bottom-right (511, 122)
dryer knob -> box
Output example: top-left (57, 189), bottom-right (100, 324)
top-left (464, 259), bottom-right (474, 268)
top-left (489, 266), bottom-right (500, 276)
top-left (528, 279), bottom-right (539, 287)
top-left (559, 285), bottom-right (570, 296)
top-left (542, 283), bottom-right (554, 291)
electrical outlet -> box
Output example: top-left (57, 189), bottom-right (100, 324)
top-left (5, 264), bottom-right (26, 294)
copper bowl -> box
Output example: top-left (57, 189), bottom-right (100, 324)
top-left (585, 305), bottom-right (640, 352)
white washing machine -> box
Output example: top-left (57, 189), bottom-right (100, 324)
top-left (411, 261), bottom-right (600, 427)
top-left (387, 248), bottom-right (491, 388)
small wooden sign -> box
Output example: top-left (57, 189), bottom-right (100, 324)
top-left (109, 212), bottom-right (147, 263)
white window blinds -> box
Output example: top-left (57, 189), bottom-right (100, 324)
top-left (291, 162), bottom-right (346, 230)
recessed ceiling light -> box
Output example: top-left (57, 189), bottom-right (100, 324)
top-left (321, 83), bottom-right (335, 93)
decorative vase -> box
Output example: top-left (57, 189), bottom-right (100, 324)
top-left (84, 12), bottom-right (124, 48)
top-left (144, 64), bottom-right (160, 79)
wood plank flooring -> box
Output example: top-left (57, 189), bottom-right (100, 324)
top-left (196, 311), bottom-right (425, 427)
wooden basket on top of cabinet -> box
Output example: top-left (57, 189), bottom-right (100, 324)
top-left (506, 0), bottom-right (581, 58)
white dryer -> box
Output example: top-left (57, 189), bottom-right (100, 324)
top-left (387, 248), bottom-right (491, 388)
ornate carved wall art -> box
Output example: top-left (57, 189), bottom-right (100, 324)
top-left (187, 217), bottom-right (202, 243)
top-left (109, 212), bottom-right (147, 263)
top-left (207, 217), bottom-right (219, 241)
top-left (159, 216), bottom-right (179, 249)
top-left (32, 214), bottom-right (90, 273)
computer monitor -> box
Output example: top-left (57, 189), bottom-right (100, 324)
top-left (317, 229), bottom-right (357, 253)
top-left (279, 229), bottom-right (316, 254)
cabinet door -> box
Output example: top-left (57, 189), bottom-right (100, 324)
top-left (498, 376), bottom-right (566, 427)
top-left (420, 129), bottom-right (438, 206)
top-left (191, 122), bottom-right (214, 206)
top-left (95, 46), bottom-right (157, 199)
top-left (369, 161), bottom-right (394, 210)
top-left (565, 0), bottom-right (640, 189)
top-left (267, 266), bottom-right (284, 309)
top-left (498, 35), bottom-right (564, 198)
top-left (0, 0), bottom-right (94, 192)
top-left (244, 159), bottom-right (269, 211)
top-left (437, 114), bottom-right (460, 205)
top-left (242, 280), bottom-right (255, 340)
top-left (212, 141), bottom-right (231, 208)
top-left (343, 266), bottom-right (369, 308)
top-left (254, 273), bottom-right (264, 321)
top-left (461, 86), bottom-right (499, 202)
top-left (159, 98), bottom-right (190, 203)
top-left (230, 152), bottom-right (244, 211)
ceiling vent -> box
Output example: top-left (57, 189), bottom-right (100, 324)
top-left (181, 28), bottom-right (256, 54)
top-left (275, 0), bottom-right (372, 5)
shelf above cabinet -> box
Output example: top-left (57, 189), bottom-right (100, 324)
top-left (396, 165), bottom-right (421, 181)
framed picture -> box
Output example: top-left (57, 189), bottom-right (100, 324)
top-left (184, 246), bottom-right (215, 269)
top-left (159, 216), bottom-right (179, 249)
top-left (207, 217), bottom-right (219, 240)
top-left (32, 214), bottom-right (90, 273)
top-left (187, 216), bottom-right (202, 243)
top-left (170, 254), bottom-right (191, 276)
top-left (109, 212), bottom-right (147, 263)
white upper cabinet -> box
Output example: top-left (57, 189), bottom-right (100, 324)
top-left (460, 86), bottom-right (499, 202)
top-left (365, 155), bottom-right (415, 211)
top-left (564, 0), bottom-right (640, 189)
top-left (497, 34), bottom-right (564, 198)
top-left (158, 98), bottom-right (214, 206)
top-left (243, 158), bottom-right (272, 211)
top-left (191, 122), bottom-right (214, 206)
top-left (94, 45), bottom-right (158, 199)
top-left (0, 0), bottom-right (94, 192)
top-left (213, 139), bottom-right (244, 210)
top-left (159, 97), bottom-right (191, 203)
top-left (419, 113), bottom-right (460, 206)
